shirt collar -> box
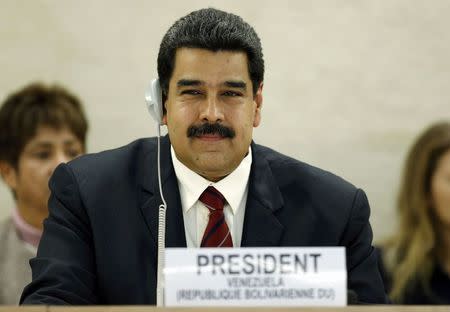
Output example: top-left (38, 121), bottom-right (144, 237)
top-left (171, 146), bottom-right (252, 215)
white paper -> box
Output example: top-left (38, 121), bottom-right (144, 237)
top-left (164, 247), bottom-right (347, 307)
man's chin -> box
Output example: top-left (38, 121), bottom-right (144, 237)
top-left (193, 160), bottom-right (232, 181)
top-left (189, 143), bottom-right (231, 158)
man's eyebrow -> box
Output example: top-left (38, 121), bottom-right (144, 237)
top-left (177, 79), bottom-right (203, 87)
top-left (224, 80), bottom-right (247, 90)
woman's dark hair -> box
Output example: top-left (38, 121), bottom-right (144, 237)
top-left (0, 82), bottom-right (88, 168)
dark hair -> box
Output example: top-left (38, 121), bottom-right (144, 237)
top-left (157, 8), bottom-right (264, 100)
top-left (0, 82), bottom-right (89, 168)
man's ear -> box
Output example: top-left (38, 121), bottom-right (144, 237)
top-left (253, 82), bottom-right (263, 127)
top-left (162, 101), bottom-right (168, 125)
top-left (0, 161), bottom-right (18, 190)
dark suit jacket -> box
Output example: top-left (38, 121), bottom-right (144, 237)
top-left (21, 136), bottom-right (387, 304)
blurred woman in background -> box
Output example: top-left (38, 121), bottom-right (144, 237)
top-left (0, 83), bottom-right (88, 304)
top-left (380, 121), bottom-right (450, 304)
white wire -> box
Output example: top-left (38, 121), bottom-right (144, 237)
top-left (156, 125), bottom-right (167, 307)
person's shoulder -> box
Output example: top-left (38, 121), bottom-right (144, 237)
top-left (254, 143), bottom-right (367, 246)
top-left (0, 217), bottom-right (33, 260)
top-left (0, 217), bottom-right (13, 242)
top-left (254, 143), bottom-right (357, 195)
top-left (70, 137), bottom-right (157, 170)
top-left (50, 137), bottom-right (158, 191)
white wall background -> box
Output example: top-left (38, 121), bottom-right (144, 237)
top-left (1, 0), bottom-right (449, 242)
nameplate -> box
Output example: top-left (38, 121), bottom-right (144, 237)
top-left (164, 247), bottom-right (346, 307)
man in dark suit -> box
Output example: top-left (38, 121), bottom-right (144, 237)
top-left (21, 8), bottom-right (387, 304)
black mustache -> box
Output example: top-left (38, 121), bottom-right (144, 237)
top-left (187, 123), bottom-right (235, 139)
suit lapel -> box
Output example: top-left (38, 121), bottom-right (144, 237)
top-left (138, 138), bottom-right (283, 248)
top-left (241, 143), bottom-right (285, 246)
top-left (139, 135), bottom-right (187, 248)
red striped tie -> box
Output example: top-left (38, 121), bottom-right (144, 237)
top-left (199, 186), bottom-right (233, 247)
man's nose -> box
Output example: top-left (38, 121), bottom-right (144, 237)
top-left (199, 95), bottom-right (225, 123)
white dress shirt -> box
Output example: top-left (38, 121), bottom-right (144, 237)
top-left (171, 146), bottom-right (252, 248)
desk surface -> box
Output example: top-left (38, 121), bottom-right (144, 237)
top-left (1, 307), bottom-right (450, 312)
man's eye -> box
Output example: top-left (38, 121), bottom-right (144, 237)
top-left (181, 90), bottom-right (202, 95)
top-left (222, 91), bottom-right (242, 97)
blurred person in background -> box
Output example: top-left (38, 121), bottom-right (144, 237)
top-left (0, 83), bottom-right (88, 304)
top-left (379, 121), bottom-right (450, 304)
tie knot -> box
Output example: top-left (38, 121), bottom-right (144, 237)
top-left (199, 186), bottom-right (225, 211)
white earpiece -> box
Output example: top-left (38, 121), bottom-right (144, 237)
top-left (145, 78), bottom-right (163, 125)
